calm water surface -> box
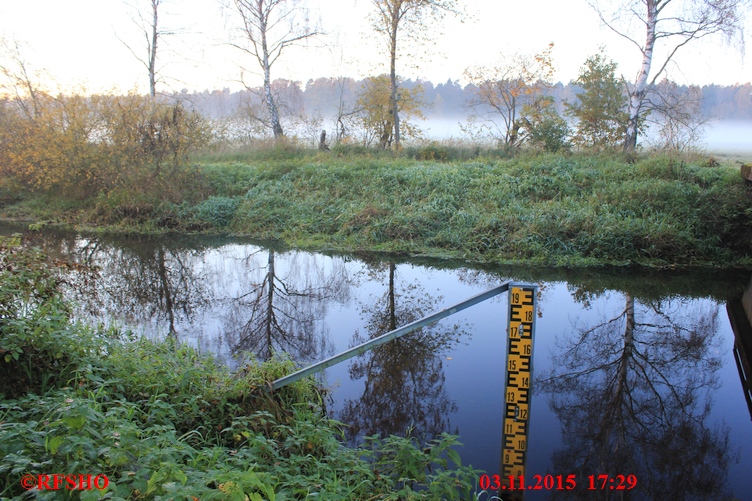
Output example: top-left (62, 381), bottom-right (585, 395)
top-left (5, 225), bottom-right (752, 500)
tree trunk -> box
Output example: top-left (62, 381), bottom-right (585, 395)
top-left (624, 0), bottom-right (657, 153)
top-left (379, 120), bottom-right (393, 149)
top-left (157, 246), bottom-right (176, 337)
top-left (259, 4), bottom-right (284, 138)
top-left (318, 130), bottom-right (329, 150)
top-left (389, 12), bottom-right (401, 149)
top-left (619, 293), bottom-right (636, 396)
top-left (388, 263), bottom-right (396, 331)
top-left (264, 70), bottom-right (284, 138)
top-left (266, 250), bottom-right (275, 359)
top-left (149, 0), bottom-right (158, 99)
top-left (599, 293), bottom-right (635, 455)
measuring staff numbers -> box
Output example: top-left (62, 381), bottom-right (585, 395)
top-left (479, 474), bottom-right (638, 491)
top-left (501, 286), bottom-right (537, 485)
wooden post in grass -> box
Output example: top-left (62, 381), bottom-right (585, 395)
top-left (319, 131), bottom-right (329, 151)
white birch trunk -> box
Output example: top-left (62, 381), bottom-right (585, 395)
top-left (625, 0), bottom-right (657, 152)
top-left (149, 0), bottom-right (158, 99)
top-left (259, 2), bottom-right (283, 138)
top-left (263, 60), bottom-right (283, 138)
top-left (389, 15), bottom-right (401, 149)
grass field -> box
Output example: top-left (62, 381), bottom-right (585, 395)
top-left (2, 148), bottom-right (751, 268)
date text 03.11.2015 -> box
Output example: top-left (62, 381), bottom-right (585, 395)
top-left (479, 474), bottom-right (637, 491)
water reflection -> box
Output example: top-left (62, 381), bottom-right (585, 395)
top-left (539, 292), bottom-right (735, 499)
top-left (339, 262), bottom-right (469, 443)
top-left (222, 249), bottom-right (351, 363)
top-left (18, 229), bottom-right (350, 363)
top-left (27, 233), bottom-right (212, 336)
top-left (3, 224), bottom-right (750, 496)
top-left (99, 243), bottom-right (211, 336)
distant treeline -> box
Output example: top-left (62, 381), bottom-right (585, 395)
top-left (174, 78), bottom-right (752, 122)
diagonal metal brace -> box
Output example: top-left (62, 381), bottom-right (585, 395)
top-left (267, 281), bottom-right (512, 392)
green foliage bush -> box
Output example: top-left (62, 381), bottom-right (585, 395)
top-left (527, 110), bottom-right (570, 153)
top-left (195, 196), bottom-right (241, 228)
top-left (566, 53), bottom-right (629, 151)
top-left (0, 236), bottom-right (102, 399)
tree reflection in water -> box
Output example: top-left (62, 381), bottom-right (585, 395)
top-left (53, 236), bottom-right (212, 338)
top-left (223, 249), bottom-right (351, 363)
top-left (339, 262), bottom-right (470, 444)
top-left (539, 293), bottom-right (735, 500)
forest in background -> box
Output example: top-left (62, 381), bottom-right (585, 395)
top-left (163, 76), bottom-right (752, 150)
top-left (180, 78), bottom-right (752, 121)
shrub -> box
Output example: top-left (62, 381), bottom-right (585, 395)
top-left (527, 109), bottom-right (570, 153)
top-left (195, 196), bottom-right (241, 228)
top-left (566, 53), bottom-right (629, 151)
top-left (1, 91), bottom-right (212, 201)
top-left (0, 236), bottom-right (102, 398)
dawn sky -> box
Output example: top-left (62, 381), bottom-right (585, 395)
top-left (1, 0), bottom-right (749, 95)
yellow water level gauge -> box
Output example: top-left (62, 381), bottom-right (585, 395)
top-left (500, 285), bottom-right (537, 497)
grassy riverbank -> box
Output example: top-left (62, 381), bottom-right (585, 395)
top-left (2, 150), bottom-right (751, 268)
top-left (0, 237), bottom-right (478, 500)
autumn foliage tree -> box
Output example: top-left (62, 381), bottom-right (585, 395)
top-left (1, 92), bottom-right (210, 200)
top-left (369, 0), bottom-right (461, 149)
top-left (356, 75), bottom-right (425, 148)
top-left (1, 41), bottom-right (210, 200)
top-left (464, 43), bottom-right (567, 151)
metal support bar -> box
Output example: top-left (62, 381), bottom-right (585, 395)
top-left (268, 281), bottom-right (512, 391)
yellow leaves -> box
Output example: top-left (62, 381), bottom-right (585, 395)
top-left (2, 91), bottom-right (210, 198)
top-left (218, 481), bottom-right (237, 493)
top-left (356, 74), bottom-right (426, 146)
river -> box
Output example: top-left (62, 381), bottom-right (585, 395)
top-left (4, 224), bottom-right (752, 499)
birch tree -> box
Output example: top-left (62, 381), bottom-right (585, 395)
top-left (369, 0), bottom-right (461, 149)
top-left (590, 0), bottom-right (748, 152)
top-left (229, 0), bottom-right (319, 138)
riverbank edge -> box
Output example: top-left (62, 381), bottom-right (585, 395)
top-left (4, 216), bottom-right (752, 271)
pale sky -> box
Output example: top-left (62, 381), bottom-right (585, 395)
top-left (0, 0), bottom-right (749, 95)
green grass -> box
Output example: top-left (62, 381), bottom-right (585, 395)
top-left (3, 150), bottom-right (752, 268)
top-left (218, 152), bottom-right (752, 267)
